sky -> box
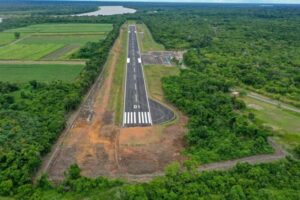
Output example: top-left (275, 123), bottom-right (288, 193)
top-left (80, 0), bottom-right (300, 4)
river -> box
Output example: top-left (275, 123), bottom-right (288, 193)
top-left (74, 6), bottom-right (136, 16)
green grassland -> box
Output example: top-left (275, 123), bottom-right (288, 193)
top-left (108, 24), bottom-right (128, 125)
top-left (0, 63), bottom-right (84, 82)
top-left (20, 34), bottom-right (106, 45)
top-left (0, 33), bottom-right (18, 46)
top-left (242, 96), bottom-right (300, 150)
top-left (4, 23), bottom-right (113, 33)
top-left (144, 65), bottom-right (180, 102)
top-left (136, 23), bottom-right (165, 52)
top-left (0, 23), bottom-right (112, 60)
top-left (0, 44), bottom-right (63, 60)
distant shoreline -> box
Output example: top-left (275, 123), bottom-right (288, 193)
top-left (73, 6), bottom-right (136, 16)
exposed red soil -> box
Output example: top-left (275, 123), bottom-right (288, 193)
top-left (42, 27), bottom-right (187, 182)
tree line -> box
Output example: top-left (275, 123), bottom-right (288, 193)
top-left (141, 7), bottom-right (300, 105)
top-left (0, 16), bottom-right (125, 195)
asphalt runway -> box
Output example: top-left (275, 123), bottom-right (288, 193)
top-left (123, 25), bottom-right (174, 127)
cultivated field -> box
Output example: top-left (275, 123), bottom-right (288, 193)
top-left (0, 63), bottom-right (84, 82)
top-left (0, 23), bottom-right (112, 60)
top-left (4, 23), bottom-right (112, 33)
top-left (0, 32), bottom-right (22, 46)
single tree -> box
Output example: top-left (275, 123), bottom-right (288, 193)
top-left (14, 32), bottom-right (21, 39)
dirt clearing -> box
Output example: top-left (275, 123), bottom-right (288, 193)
top-left (41, 24), bottom-right (187, 182)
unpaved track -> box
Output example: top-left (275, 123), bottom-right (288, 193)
top-left (198, 137), bottom-right (289, 172)
top-left (247, 92), bottom-right (300, 114)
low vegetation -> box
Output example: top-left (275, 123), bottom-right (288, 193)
top-left (136, 23), bottom-right (165, 52)
top-left (242, 96), bottom-right (300, 151)
top-left (144, 65), bottom-right (179, 102)
top-left (0, 23), bottom-right (112, 61)
top-left (0, 64), bottom-right (84, 82)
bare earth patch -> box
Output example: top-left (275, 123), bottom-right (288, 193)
top-left (42, 26), bottom-right (187, 182)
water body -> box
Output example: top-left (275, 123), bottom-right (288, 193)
top-left (74, 6), bottom-right (136, 16)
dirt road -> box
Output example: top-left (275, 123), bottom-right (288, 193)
top-left (247, 92), bottom-right (300, 114)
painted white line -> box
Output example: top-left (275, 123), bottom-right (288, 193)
top-left (148, 112), bottom-right (152, 124)
top-left (131, 112), bottom-right (134, 124)
top-left (127, 58), bottom-right (130, 63)
top-left (138, 58), bottom-right (142, 63)
top-left (123, 112), bottom-right (127, 125)
top-left (144, 112), bottom-right (148, 124)
top-left (135, 94), bottom-right (138, 102)
top-left (133, 68), bottom-right (136, 73)
top-left (141, 112), bottom-right (144, 124)
top-left (123, 26), bottom-right (130, 127)
top-left (134, 112), bottom-right (136, 124)
top-left (127, 112), bottom-right (130, 124)
top-left (135, 83), bottom-right (137, 91)
top-left (134, 25), bottom-right (153, 125)
top-left (138, 112), bottom-right (141, 124)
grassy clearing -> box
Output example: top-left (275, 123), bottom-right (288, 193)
top-left (0, 63), bottom-right (84, 82)
top-left (4, 23), bottom-right (113, 33)
top-left (136, 23), bottom-right (165, 52)
top-left (144, 65), bottom-right (180, 103)
top-left (0, 44), bottom-right (63, 60)
top-left (0, 33), bottom-right (17, 46)
top-left (0, 24), bottom-right (111, 61)
top-left (242, 96), bottom-right (300, 150)
top-left (20, 34), bottom-right (106, 45)
top-left (108, 24), bottom-right (128, 125)
top-left (41, 44), bottom-right (80, 61)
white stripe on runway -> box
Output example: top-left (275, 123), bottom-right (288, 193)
top-left (134, 112), bottom-right (136, 124)
top-left (123, 112), bottom-right (126, 125)
top-left (127, 58), bottom-right (130, 63)
top-left (127, 112), bottom-right (130, 124)
top-left (138, 112), bottom-right (141, 124)
top-left (138, 58), bottom-right (142, 63)
top-left (144, 112), bottom-right (148, 124)
top-left (130, 112), bottom-right (133, 124)
top-left (141, 112), bottom-right (144, 124)
top-left (148, 112), bottom-right (152, 124)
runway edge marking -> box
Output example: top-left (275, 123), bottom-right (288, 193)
top-left (122, 25), bottom-right (130, 127)
top-left (135, 24), bottom-right (153, 125)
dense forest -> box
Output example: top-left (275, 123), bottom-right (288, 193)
top-left (141, 7), bottom-right (300, 105)
top-left (0, 1), bottom-right (98, 16)
top-left (0, 16), bottom-right (124, 195)
top-left (162, 69), bottom-right (272, 162)
top-left (14, 159), bottom-right (300, 199)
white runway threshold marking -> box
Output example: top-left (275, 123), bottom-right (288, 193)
top-left (123, 25), bottom-right (153, 127)
top-left (123, 112), bottom-right (151, 125)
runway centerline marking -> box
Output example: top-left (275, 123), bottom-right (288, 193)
top-left (123, 25), bottom-right (153, 127)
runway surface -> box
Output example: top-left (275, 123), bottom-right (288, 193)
top-left (123, 25), bottom-right (174, 127)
